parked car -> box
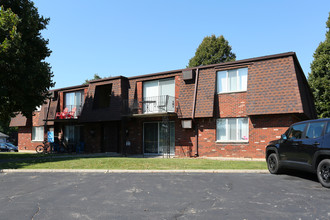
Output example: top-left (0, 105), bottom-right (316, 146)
top-left (266, 118), bottom-right (330, 188)
top-left (0, 142), bottom-right (18, 152)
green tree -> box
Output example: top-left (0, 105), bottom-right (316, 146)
top-left (83, 73), bottom-right (102, 85)
top-left (0, 0), bottom-right (54, 121)
top-left (308, 13), bottom-right (330, 118)
top-left (188, 35), bottom-right (236, 68)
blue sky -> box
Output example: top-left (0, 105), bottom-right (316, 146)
top-left (33, 0), bottom-right (330, 89)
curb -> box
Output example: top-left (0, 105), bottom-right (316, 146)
top-left (0, 169), bottom-right (269, 174)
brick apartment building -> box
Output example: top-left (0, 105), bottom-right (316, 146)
top-left (10, 52), bottom-right (316, 158)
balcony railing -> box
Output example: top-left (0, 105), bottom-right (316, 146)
top-left (55, 105), bottom-right (83, 119)
top-left (142, 95), bottom-right (175, 114)
top-left (123, 95), bottom-right (176, 115)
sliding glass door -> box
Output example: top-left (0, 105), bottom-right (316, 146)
top-left (143, 122), bottom-right (175, 155)
top-left (65, 90), bottom-right (84, 117)
top-left (142, 78), bottom-right (175, 113)
top-left (143, 123), bottom-right (159, 154)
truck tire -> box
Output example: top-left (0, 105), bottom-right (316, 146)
top-left (317, 159), bottom-right (330, 188)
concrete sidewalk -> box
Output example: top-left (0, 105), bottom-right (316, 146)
top-left (0, 169), bottom-right (269, 173)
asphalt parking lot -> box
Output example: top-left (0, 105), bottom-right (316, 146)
top-left (0, 171), bottom-right (328, 219)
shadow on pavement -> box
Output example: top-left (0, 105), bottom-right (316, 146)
top-left (280, 169), bottom-right (319, 183)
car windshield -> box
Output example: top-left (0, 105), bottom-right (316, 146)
top-left (6, 143), bottom-right (17, 148)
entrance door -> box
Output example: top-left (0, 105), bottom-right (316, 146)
top-left (143, 122), bottom-right (175, 155)
top-left (103, 125), bottom-right (119, 153)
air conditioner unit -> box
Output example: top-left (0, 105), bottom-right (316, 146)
top-left (182, 70), bottom-right (195, 81)
top-left (181, 119), bottom-right (192, 129)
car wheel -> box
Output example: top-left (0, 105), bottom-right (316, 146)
top-left (317, 159), bottom-right (330, 188)
top-left (267, 153), bottom-right (281, 174)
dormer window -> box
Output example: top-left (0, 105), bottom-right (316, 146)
top-left (217, 68), bottom-right (248, 93)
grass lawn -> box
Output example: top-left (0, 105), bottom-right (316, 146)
top-left (0, 153), bottom-right (267, 170)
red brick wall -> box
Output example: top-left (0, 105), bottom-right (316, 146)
top-left (136, 82), bottom-right (143, 114)
top-left (216, 92), bottom-right (247, 117)
top-left (17, 126), bottom-right (45, 151)
top-left (17, 112), bottom-right (46, 151)
top-left (174, 114), bottom-right (296, 159)
top-left (59, 92), bottom-right (64, 112)
top-left (17, 127), bottom-right (35, 151)
top-left (175, 120), bottom-right (195, 157)
top-left (126, 118), bottom-right (143, 154)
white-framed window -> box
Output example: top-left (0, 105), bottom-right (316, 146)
top-left (216, 118), bottom-right (249, 142)
top-left (32, 126), bottom-right (44, 141)
top-left (217, 68), bottom-right (248, 93)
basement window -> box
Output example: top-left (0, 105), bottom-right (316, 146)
top-left (93, 84), bottom-right (112, 109)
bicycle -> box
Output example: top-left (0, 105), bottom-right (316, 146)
top-left (35, 141), bottom-right (53, 154)
top-left (53, 141), bottom-right (74, 154)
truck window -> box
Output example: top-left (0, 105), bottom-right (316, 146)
top-left (326, 122), bottom-right (330, 134)
top-left (288, 123), bottom-right (306, 139)
top-left (306, 122), bottom-right (325, 139)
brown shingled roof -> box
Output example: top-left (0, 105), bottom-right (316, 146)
top-left (194, 68), bottom-right (216, 118)
top-left (129, 52), bottom-right (296, 80)
top-left (79, 78), bottom-right (125, 122)
top-left (9, 113), bottom-right (27, 127)
top-left (245, 54), bottom-right (316, 118)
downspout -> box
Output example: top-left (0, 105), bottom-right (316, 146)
top-left (195, 122), bottom-right (199, 157)
top-left (44, 97), bottom-right (52, 141)
top-left (192, 68), bottom-right (199, 157)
